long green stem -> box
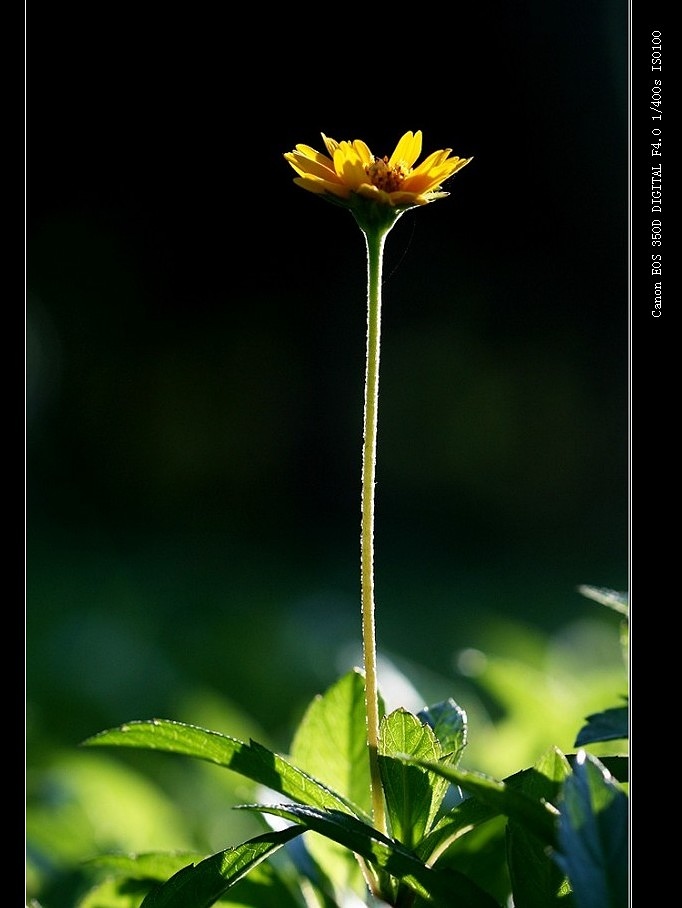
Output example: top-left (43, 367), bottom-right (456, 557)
top-left (361, 224), bottom-right (389, 836)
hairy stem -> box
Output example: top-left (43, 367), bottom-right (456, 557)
top-left (361, 224), bottom-right (389, 835)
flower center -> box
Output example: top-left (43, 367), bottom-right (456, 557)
top-left (365, 156), bottom-right (408, 193)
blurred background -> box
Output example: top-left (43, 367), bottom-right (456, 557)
top-left (27, 0), bottom-right (629, 903)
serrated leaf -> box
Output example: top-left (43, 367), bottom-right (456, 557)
top-left (290, 668), bottom-right (375, 813)
top-left (379, 709), bottom-right (447, 848)
top-left (554, 751), bottom-right (628, 908)
top-left (289, 669), bottom-right (375, 899)
top-left (417, 699), bottom-right (467, 765)
top-left (82, 720), bottom-right (366, 820)
top-left (245, 803), bottom-right (501, 908)
top-left (138, 827), bottom-right (303, 908)
top-left (574, 706), bottom-right (629, 747)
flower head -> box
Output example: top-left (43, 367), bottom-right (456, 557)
top-left (284, 131), bottom-right (472, 212)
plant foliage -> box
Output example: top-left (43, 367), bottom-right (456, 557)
top-left (74, 612), bottom-right (628, 908)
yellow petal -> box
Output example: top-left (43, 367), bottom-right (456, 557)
top-left (334, 146), bottom-right (370, 189)
top-left (351, 139), bottom-right (374, 165)
top-left (294, 175), bottom-right (351, 198)
top-left (410, 148), bottom-right (450, 176)
top-left (321, 134), bottom-right (339, 156)
top-left (294, 143), bottom-right (334, 165)
top-left (404, 155), bottom-right (472, 193)
top-left (389, 131), bottom-right (422, 169)
top-left (285, 150), bottom-right (339, 183)
top-left (286, 132), bottom-right (471, 211)
top-left (389, 190), bottom-right (430, 206)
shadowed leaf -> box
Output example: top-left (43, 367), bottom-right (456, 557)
top-left (574, 705), bottom-right (628, 747)
top-left (554, 751), bottom-right (628, 908)
top-left (245, 803), bottom-right (502, 907)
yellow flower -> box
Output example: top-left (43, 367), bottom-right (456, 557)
top-left (284, 131), bottom-right (472, 209)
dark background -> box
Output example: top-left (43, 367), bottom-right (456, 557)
top-left (27, 1), bottom-right (629, 754)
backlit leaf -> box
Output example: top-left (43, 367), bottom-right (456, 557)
top-left (82, 719), bottom-right (366, 820)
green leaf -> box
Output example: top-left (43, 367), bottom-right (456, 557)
top-left (526, 747), bottom-right (573, 792)
top-left (288, 668), bottom-right (375, 899)
top-left (506, 822), bottom-right (572, 908)
top-left (554, 751), bottom-right (628, 908)
top-left (586, 755), bottom-right (628, 784)
top-left (506, 748), bottom-right (573, 908)
top-left (417, 815), bottom-right (511, 907)
top-left (82, 719), bottom-right (366, 820)
top-left (417, 699), bottom-right (467, 764)
top-left (417, 750), bottom-right (569, 868)
top-left (417, 792), bottom-right (502, 866)
top-left (409, 761), bottom-right (559, 847)
top-left (209, 860), bottom-right (310, 908)
top-left (574, 705), bottom-right (629, 747)
top-left (78, 854), bottom-right (214, 908)
top-left (290, 668), bottom-right (375, 814)
top-left (379, 709), bottom-right (447, 848)
top-left (138, 827), bottom-right (304, 908)
top-left (245, 803), bottom-right (502, 908)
